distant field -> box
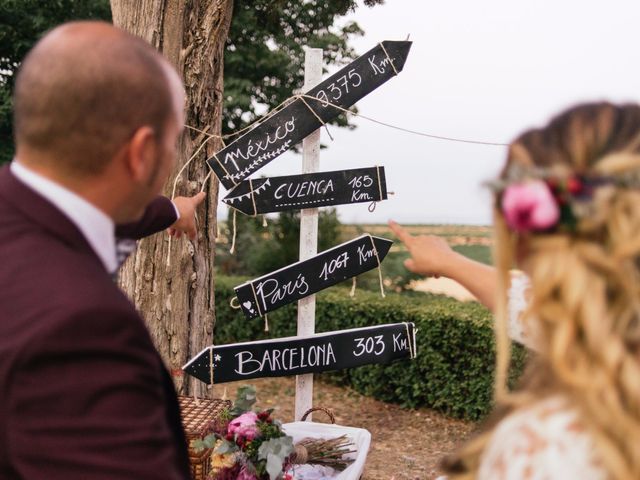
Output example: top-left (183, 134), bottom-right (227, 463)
top-left (216, 221), bottom-right (494, 265)
top-left (452, 244), bottom-right (492, 265)
top-left (342, 223), bottom-right (492, 239)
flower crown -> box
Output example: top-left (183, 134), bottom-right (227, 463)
top-left (488, 165), bottom-right (640, 233)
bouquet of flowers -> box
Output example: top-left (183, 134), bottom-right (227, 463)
top-left (194, 386), bottom-right (355, 480)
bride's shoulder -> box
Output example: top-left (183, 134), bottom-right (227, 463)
top-left (477, 396), bottom-right (607, 480)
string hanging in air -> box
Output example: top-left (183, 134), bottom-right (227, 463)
top-left (368, 234), bottom-right (386, 298)
top-left (229, 209), bottom-right (237, 254)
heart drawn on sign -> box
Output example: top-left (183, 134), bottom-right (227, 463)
top-left (242, 301), bottom-right (254, 313)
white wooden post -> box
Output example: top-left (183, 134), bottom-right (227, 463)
top-left (295, 47), bottom-right (322, 421)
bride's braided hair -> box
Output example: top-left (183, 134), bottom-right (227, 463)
top-left (445, 102), bottom-right (640, 479)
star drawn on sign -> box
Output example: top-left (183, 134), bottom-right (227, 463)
top-left (214, 354), bottom-right (222, 362)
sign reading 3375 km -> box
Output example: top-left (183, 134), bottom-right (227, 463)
top-left (207, 41), bottom-right (412, 189)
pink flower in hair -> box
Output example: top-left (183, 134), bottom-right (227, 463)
top-left (227, 411), bottom-right (260, 441)
top-left (502, 180), bottom-right (560, 232)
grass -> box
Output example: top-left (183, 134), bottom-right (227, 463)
top-left (452, 244), bottom-right (492, 265)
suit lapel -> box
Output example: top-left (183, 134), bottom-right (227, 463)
top-left (0, 165), bottom-right (100, 262)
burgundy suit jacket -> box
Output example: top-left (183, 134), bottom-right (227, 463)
top-left (0, 165), bottom-right (190, 479)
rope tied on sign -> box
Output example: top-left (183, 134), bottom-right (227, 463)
top-left (368, 164), bottom-right (385, 213)
top-left (403, 322), bottom-right (417, 359)
top-left (378, 42), bottom-right (399, 76)
top-left (248, 281), bottom-right (269, 332)
top-left (349, 277), bottom-right (357, 298)
top-left (367, 234), bottom-right (386, 298)
top-left (208, 345), bottom-right (216, 399)
top-left (297, 95), bottom-right (334, 141)
top-left (249, 178), bottom-right (258, 217)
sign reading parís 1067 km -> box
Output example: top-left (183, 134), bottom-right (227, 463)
top-left (182, 323), bottom-right (416, 384)
top-left (208, 41), bottom-right (412, 190)
top-left (234, 235), bottom-right (392, 320)
top-left (223, 167), bottom-right (388, 215)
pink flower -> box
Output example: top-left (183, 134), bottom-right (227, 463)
top-left (502, 180), bottom-right (560, 232)
top-left (228, 411), bottom-right (260, 441)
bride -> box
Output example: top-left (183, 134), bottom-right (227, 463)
top-left (391, 102), bottom-right (640, 479)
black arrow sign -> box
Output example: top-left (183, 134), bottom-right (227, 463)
top-left (234, 234), bottom-right (392, 320)
top-left (182, 322), bottom-right (416, 384)
top-left (222, 166), bottom-right (388, 215)
top-left (208, 41), bottom-right (412, 190)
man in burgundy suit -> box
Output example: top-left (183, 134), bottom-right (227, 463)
top-left (0, 21), bottom-right (202, 479)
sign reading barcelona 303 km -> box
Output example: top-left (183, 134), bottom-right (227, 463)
top-left (183, 323), bottom-right (416, 384)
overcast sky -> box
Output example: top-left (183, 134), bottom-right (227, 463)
top-left (219, 0), bottom-right (640, 225)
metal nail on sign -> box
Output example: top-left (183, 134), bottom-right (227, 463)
top-left (222, 166), bottom-right (388, 215)
top-left (182, 323), bottom-right (417, 384)
top-left (234, 234), bottom-right (393, 320)
top-left (208, 41), bottom-right (412, 190)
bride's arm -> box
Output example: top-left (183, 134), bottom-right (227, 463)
top-left (388, 221), bottom-right (538, 349)
top-left (388, 221), bottom-right (498, 310)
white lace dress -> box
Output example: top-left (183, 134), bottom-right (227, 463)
top-left (437, 271), bottom-right (608, 479)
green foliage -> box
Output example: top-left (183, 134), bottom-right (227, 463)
top-left (231, 384), bottom-right (258, 415)
top-left (0, 0), bottom-right (112, 164)
top-left (0, 0), bottom-right (385, 164)
top-left (258, 436), bottom-right (294, 480)
top-left (452, 244), bottom-right (492, 266)
top-left (223, 0), bottom-right (384, 136)
top-left (217, 207), bottom-right (343, 277)
top-left (214, 275), bottom-right (526, 421)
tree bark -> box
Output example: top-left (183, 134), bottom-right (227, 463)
top-left (110, 0), bottom-right (233, 396)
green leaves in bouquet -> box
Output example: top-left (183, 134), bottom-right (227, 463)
top-left (230, 385), bottom-right (258, 416)
top-left (258, 436), bottom-right (294, 480)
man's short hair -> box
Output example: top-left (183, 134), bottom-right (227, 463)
top-left (13, 22), bottom-right (175, 175)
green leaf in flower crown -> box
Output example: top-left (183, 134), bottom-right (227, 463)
top-left (258, 436), bottom-right (294, 480)
top-left (231, 385), bottom-right (257, 415)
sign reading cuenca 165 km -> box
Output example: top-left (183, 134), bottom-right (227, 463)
top-left (208, 41), bottom-right (412, 189)
top-left (234, 234), bottom-right (393, 320)
top-left (222, 166), bottom-right (388, 215)
top-left (182, 323), bottom-right (416, 384)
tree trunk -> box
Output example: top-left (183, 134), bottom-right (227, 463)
top-left (110, 0), bottom-right (233, 397)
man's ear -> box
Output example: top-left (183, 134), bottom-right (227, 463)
top-left (126, 126), bottom-right (157, 183)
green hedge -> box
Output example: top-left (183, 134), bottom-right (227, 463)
top-left (213, 275), bottom-right (525, 421)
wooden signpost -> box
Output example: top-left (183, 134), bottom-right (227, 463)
top-left (233, 234), bottom-right (393, 320)
top-left (222, 167), bottom-right (388, 215)
top-left (207, 41), bottom-right (412, 189)
top-left (183, 323), bottom-right (416, 384)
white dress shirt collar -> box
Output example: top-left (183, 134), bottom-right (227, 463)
top-left (10, 160), bottom-right (118, 274)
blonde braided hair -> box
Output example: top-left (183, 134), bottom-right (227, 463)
top-left (446, 102), bottom-right (640, 479)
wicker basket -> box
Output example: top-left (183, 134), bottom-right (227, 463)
top-left (179, 396), bottom-right (231, 480)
